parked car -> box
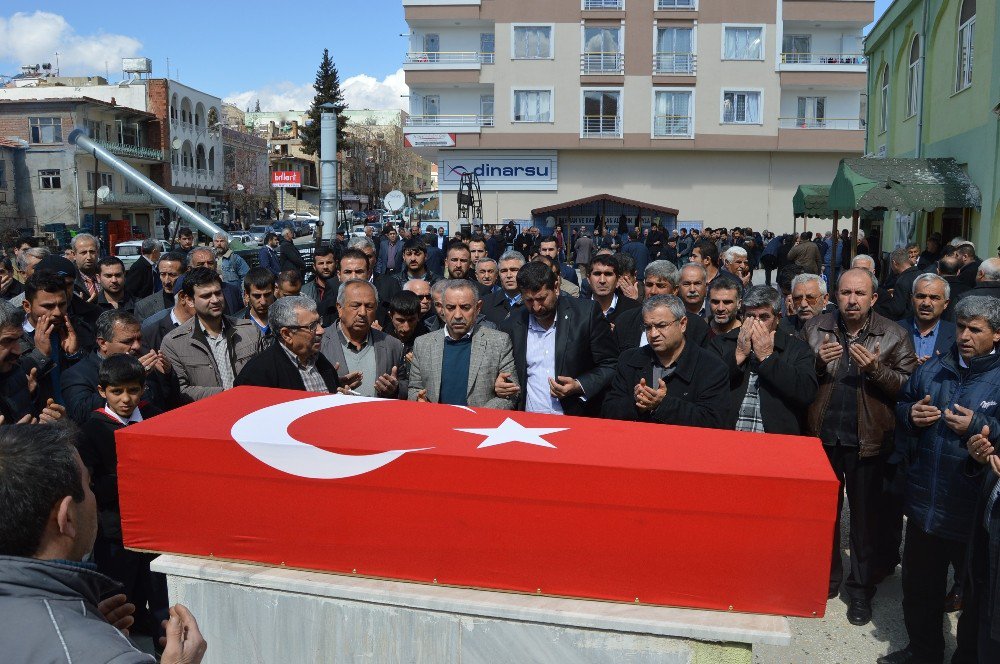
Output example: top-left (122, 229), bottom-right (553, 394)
top-left (351, 210), bottom-right (367, 222)
top-left (247, 225), bottom-right (272, 244)
top-left (229, 232), bottom-right (259, 248)
top-left (114, 239), bottom-right (169, 269)
top-left (271, 221), bottom-right (296, 236)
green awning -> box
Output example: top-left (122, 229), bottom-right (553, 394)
top-left (793, 184), bottom-right (834, 218)
top-left (828, 157), bottom-right (982, 214)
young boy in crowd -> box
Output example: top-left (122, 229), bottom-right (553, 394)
top-left (77, 353), bottom-right (165, 636)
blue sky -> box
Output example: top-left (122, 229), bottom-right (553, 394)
top-left (1, 0), bottom-right (893, 112)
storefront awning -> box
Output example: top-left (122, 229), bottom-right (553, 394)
top-left (828, 157), bottom-right (982, 214)
top-left (531, 194), bottom-right (679, 218)
top-left (792, 185), bottom-right (834, 219)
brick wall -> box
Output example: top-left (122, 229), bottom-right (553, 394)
top-left (146, 79), bottom-right (171, 187)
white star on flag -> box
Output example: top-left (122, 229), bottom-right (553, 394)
top-left (456, 417), bottom-right (568, 449)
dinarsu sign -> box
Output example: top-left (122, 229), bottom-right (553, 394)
top-left (440, 152), bottom-right (557, 191)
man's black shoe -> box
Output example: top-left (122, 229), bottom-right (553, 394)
top-left (828, 587), bottom-right (839, 600)
top-left (876, 647), bottom-right (938, 664)
top-left (846, 597), bottom-right (872, 626)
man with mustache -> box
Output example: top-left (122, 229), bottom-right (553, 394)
top-left (803, 268), bottom-right (917, 627)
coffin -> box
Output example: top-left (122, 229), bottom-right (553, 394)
top-left (117, 387), bottom-right (838, 617)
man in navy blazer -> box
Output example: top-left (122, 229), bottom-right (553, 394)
top-left (905, 273), bottom-right (958, 365)
top-left (499, 261), bottom-right (618, 417)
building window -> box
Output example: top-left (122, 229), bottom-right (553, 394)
top-left (117, 120), bottom-right (139, 146)
top-left (653, 90), bottom-right (692, 137)
top-left (480, 33), bottom-right (495, 55)
top-left (39, 169), bottom-right (61, 189)
top-left (722, 90), bottom-right (761, 124)
top-left (906, 35), bottom-right (920, 118)
top-left (85, 119), bottom-right (101, 140)
top-left (512, 26), bottom-right (553, 59)
top-left (655, 27), bottom-right (694, 74)
top-left (582, 89), bottom-right (621, 137)
top-left (513, 89), bottom-right (552, 122)
top-left (796, 97), bottom-right (826, 128)
top-left (29, 117), bottom-right (62, 144)
top-left (582, 27), bottom-right (623, 73)
top-left (956, 0), bottom-right (975, 92)
top-left (781, 34), bottom-right (811, 64)
top-left (657, 0), bottom-right (695, 8)
top-left (87, 172), bottom-right (114, 191)
top-left (723, 26), bottom-right (763, 60)
top-left (480, 95), bottom-right (495, 125)
top-left (879, 65), bottom-right (889, 133)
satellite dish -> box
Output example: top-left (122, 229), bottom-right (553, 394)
top-left (384, 190), bottom-right (405, 212)
top-left (171, 138), bottom-right (181, 150)
top-left (96, 186), bottom-right (111, 200)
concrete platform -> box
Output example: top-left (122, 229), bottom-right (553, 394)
top-left (152, 554), bottom-right (791, 663)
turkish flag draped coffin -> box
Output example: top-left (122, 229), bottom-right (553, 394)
top-left (117, 387), bottom-right (839, 617)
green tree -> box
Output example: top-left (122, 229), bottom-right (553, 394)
top-left (299, 48), bottom-right (348, 155)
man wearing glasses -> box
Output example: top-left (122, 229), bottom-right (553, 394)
top-left (779, 273), bottom-right (835, 337)
top-left (602, 294), bottom-right (728, 428)
top-left (235, 296), bottom-right (340, 393)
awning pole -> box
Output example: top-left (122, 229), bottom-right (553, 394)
top-left (851, 211), bottom-right (860, 262)
top-left (831, 212), bottom-right (840, 286)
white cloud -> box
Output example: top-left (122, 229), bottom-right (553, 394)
top-left (0, 11), bottom-right (142, 75)
top-left (224, 69), bottom-right (409, 113)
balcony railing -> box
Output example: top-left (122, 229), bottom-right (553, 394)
top-left (94, 139), bottom-right (165, 161)
top-left (405, 51), bottom-right (494, 65)
top-left (406, 115), bottom-right (494, 127)
top-left (657, 0), bottom-right (695, 8)
top-left (584, 0), bottom-right (623, 8)
top-left (778, 117), bottom-right (864, 130)
top-left (581, 52), bottom-right (624, 74)
top-left (85, 190), bottom-right (154, 206)
top-left (653, 115), bottom-right (693, 137)
top-left (582, 115), bottom-right (622, 138)
top-left (653, 52), bottom-right (696, 74)
top-left (780, 53), bottom-right (867, 66)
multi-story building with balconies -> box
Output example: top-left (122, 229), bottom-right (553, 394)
top-left (402, 0), bottom-right (874, 231)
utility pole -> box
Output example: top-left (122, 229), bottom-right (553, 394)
top-left (319, 102), bottom-right (338, 241)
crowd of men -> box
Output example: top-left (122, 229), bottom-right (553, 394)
top-left (1, 221), bottom-right (1000, 664)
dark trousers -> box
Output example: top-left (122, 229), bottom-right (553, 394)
top-left (94, 535), bottom-right (169, 630)
top-left (901, 521), bottom-right (976, 662)
top-left (881, 457), bottom-right (907, 576)
top-left (963, 528), bottom-right (998, 663)
top-left (826, 444), bottom-right (884, 600)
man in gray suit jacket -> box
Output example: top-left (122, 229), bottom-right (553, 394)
top-left (408, 280), bottom-right (517, 409)
top-left (319, 279), bottom-right (407, 398)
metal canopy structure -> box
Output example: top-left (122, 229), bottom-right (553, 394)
top-left (792, 184), bottom-right (835, 219)
top-left (828, 157), bottom-right (982, 214)
top-left (531, 194), bottom-right (678, 232)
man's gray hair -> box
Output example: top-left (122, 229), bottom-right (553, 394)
top-left (791, 272), bottom-right (828, 295)
top-left (442, 278), bottom-right (480, 301)
top-left (95, 309), bottom-right (141, 342)
top-left (15, 246), bottom-right (49, 272)
top-left (499, 250), bottom-right (526, 265)
top-left (979, 257), bottom-right (1000, 281)
top-left (186, 247), bottom-right (214, 266)
top-left (430, 278), bottom-right (449, 298)
top-left (336, 279), bottom-right (378, 307)
top-left (743, 285), bottom-right (782, 314)
top-left (475, 257), bottom-right (497, 269)
top-left (0, 298), bottom-right (24, 331)
top-left (955, 295), bottom-right (1000, 331)
top-left (890, 247), bottom-right (911, 266)
top-left (722, 246), bottom-right (748, 264)
top-left (214, 232), bottom-right (229, 241)
top-left (852, 254), bottom-right (875, 270)
top-left (347, 236), bottom-right (375, 253)
top-left (679, 262), bottom-right (708, 281)
top-left (71, 233), bottom-right (98, 250)
top-left (268, 295), bottom-right (317, 332)
top-left (141, 238), bottom-right (160, 255)
top-left (644, 260), bottom-right (679, 288)
top-left (641, 294), bottom-right (687, 322)
top-left (913, 273), bottom-right (951, 301)
top-left (837, 267), bottom-right (880, 293)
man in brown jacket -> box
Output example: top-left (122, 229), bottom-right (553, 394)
top-left (161, 268), bottom-right (262, 403)
top-left (802, 268), bottom-right (917, 627)
top-left (787, 231), bottom-right (823, 275)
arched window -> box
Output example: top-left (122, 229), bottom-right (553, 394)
top-left (956, 0), bottom-right (975, 91)
top-left (906, 35), bottom-right (920, 117)
top-left (879, 65), bottom-right (889, 133)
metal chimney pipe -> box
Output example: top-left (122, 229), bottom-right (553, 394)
top-left (68, 128), bottom-right (227, 240)
top-left (319, 106), bottom-right (338, 241)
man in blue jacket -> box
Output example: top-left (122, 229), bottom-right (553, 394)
top-left (257, 233), bottom-right (281, 276)
top-left (883, 295), bottom-right (1000, 664)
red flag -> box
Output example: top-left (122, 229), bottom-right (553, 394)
top-left (117, 387), bottom-right (838, 617)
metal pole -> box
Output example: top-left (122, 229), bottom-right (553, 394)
top-left (320, 107), bottom-right (338, 241)
top-left (93, 149), bottom-right (99, 227)
top-left (68, 128), bottom-right (226, 240)
top-left (831, 212), bottom-right (840, 286)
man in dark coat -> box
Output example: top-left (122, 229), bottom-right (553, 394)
top-left (499, 261), bottom-right (617, 417)
top-left (707, 285), bottom-right (817, 435)
top-left (278, 227), bottom-right (306, 276)
top-left (876, 247), bottom-right (921, 321)
top-left (957, 257), bottom-right (1000, 302)
top-left (936, 254), bottom-right (971, 322)
top-left (482, 251), bottom-right (526, 326)
top-left (235, 296), bottom-right (339, 393)
top-left (123, 238), bottom-right (161, 300)
top-left (613, 260), bottom-right (709, 350)
top-left (602, 294), bottom-right (728, 428)
top-left (621, 230), bottom-right (650, 280)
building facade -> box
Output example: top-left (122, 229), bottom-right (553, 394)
top-left (864, 0), bottom-right (997, 253)
top-left (402, 0), bottom-right (873, 231)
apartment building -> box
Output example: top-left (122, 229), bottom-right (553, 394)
top-left (402, 0), bottom-right (874, 231)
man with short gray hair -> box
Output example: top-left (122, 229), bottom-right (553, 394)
top-left (851, 254), bottom-right (876, 275)
top-left (482, 250), bottom-right (526, 325)
top-left (958, 256), bottom-right (1000, 301)
top-left (779, 273), bottom-right (833, 337)
top-left (125, 238), bottom-right (162, 300)
top-left (235, 295), bottom-right (339, 392)
top-left (707, 285), bottom-right (817, 434)
top-left (213, 233), bottom-right (249, 286)
top-left (71, 233), bottom-right (101, 300)
top-left (613, 259), bottom-right (710, 352)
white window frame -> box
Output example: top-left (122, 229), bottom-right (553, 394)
top-left (580, 87), bottom-right (624, 138)
top-left (511, 87), bottom-right (555, 123)
top-left (721, 24), bottom-right (766, 61)
top-left (650, 87), bottom-right (695, 138)
top-left (655, 0), bottom-right (697, 9)
top-left (719, 88), bottom-right (764, 125)
top-left (511, 24), bottom-right (555, 60)
top-left (906, 35), bottom-right (920, 119)
top-left (582, 0), bottom-right (624, 9)
top-left (29, 117), bottom-right (63, 144)
top-left (581, 24), bottom-right (625, 73)
top-left (38, 169), bottom-right (61, 190)
top-left (652, 23), bottom-right (697, 74)
top-left (879, 64), bottom-right (889, 134)
top-left (955, 3), bottom-right (974, 93)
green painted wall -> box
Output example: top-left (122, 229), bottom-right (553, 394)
top-left (864, 0), bottom-right (999, 254)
